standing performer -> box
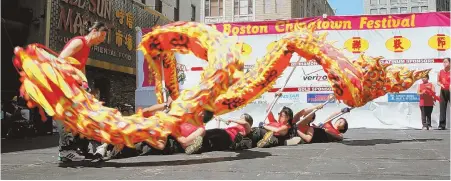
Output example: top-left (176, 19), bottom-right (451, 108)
top-left (57, 21), bottom-right (108, 162)
top-left (418, 74), bottom-right (436, 130)
top-left (438, 58), bottom-right (450, 130)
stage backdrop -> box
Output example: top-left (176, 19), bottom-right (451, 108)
top-left (136, 12), bottom-right (451, 129)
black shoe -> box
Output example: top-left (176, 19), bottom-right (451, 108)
top-left (438, 127), bottom-right (446, 130)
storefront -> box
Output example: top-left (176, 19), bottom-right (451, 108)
top-left (46, 0), bottom-right (171, 107)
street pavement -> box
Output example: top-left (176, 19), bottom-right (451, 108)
top-left (1, 128), bottom-right (450, 180)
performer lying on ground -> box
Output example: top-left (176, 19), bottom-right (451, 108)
top-left (198, 113), bottom-right (254, 153)
top-left (94, 97), bottom-right (207, 159)
top-left (293, 107), bottom-right (350, 143)
top-left (251, 92), bottom-right (294, 148)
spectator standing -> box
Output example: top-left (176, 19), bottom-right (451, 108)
top-left (438, 58), bottom-right (450, 130)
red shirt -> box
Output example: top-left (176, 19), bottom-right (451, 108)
top-left (179, 122), bottom-right (203, 137)
top-left (439, 69), bottom-right (450, 90)
top-left (296, 124), bottom-right (310, 134)
top-left (419, 82), bottom-right (435, 106)
top-left (266, 112), bottom-right (290, 136)
top-left (322, 121), bottom-right (341, 136)
top-left (225, 124), bottom-right (246, 141)
top-left (61, 36), bottom-right (90, 70)
top-left (143, 111), bottom-right (203, 137)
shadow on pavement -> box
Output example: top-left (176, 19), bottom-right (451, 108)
top-left (340, 138), bottom-right (443, 146)
top-left (58, 149), bottom-right (272, 168)
top-left (1, 134), bottom-right (59, 153)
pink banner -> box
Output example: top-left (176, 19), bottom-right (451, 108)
top-left (141, 12), bottom-right (450, 36)
top-left (207, 12), bottom-right (450, 36)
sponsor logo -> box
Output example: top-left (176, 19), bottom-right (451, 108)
top-left (387, 93), bottom-right (419, 102)
top-left (385, 36), bottom-right (411, 52)
top-left (428, 34), bottom-right (450, 51)
top-left (344, 37), bottom-right (369, 53)
top-left (280, 94), bottom-right (300, 101)
top-left (303, 74), bottom-right (328, 81)
top-left (307, 93), bottom-right (336, 103)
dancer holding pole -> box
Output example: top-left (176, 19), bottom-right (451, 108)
top-left (288, 94), bottom-right (351, 144)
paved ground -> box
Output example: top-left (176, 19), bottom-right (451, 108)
top-left (1, 129), bottom-right (450, 180)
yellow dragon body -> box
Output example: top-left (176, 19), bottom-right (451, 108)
top-left (13, 21), bottom-right (430, 149)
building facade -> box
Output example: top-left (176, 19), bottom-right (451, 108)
top-left (201, 0), bottom-right (335, 24)
top-left (137, 0), bottom-right (201, 21)
top-left (1, 0), bottom-right (171, 109)
top-left (364, 0), bottom-right (450, 15)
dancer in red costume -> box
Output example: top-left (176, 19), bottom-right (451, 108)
top-left (57, 21), bottom-right (108, 162)
top-left (438, 58), bottom-right (450, 130)
top-left (418, 74), bottom-right (438, 130)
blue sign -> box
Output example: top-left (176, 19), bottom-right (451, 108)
top-left (307, 93), bottom-right (335, 103)
top-left (387, 93), bottom-right (419, 102)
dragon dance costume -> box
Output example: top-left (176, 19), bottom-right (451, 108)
top-left (13, 21), bottom-right (430, 149)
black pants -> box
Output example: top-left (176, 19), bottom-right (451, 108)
top-left (439, 89), bottom-right (450, 128)
top-left (420, 106), bottom-right (433, 127)
top-left (57, 121), bottom-right (89, 152)
top-left (135, 136), bottom-right (184, 156)
top-left (201, 129), bottom-right (233, 152)
top-left (250, 127), bottom-right (287, 148)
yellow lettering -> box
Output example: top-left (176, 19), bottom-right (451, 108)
top-left (307, 22), bottom-right (316, 29)
top-left (275, 21), bottom-right (285, 33)
top-left (366, 19), bottom-right (374, 29)
top-left (401, 18), bottom-right (410, 27)
top-left (392, 19), bottom-right (401, 28)
top-left (259, 25), bottom-right (268, 34)
top-left (294, 22), bottom-right (306, 31)
top-left (316, 21), bottom-right (321, 30)
top-left (382, 18), bottom-right (387, 28)
top-left (232, 26), bottom-right (240, 35)
top-left (410, 14), bottom-right (416, 27)
top-left (286, 22), bottom-right (293, 32)
top-left (251, 26), bottom-right (259, 34)
top-left (374, 20), bottom-right (381, 28)
top-left (245, 25), bottom-right (251, 34)
top-left (387, 16), bottom-right (392, 28)
top-left (330, 21), bottom-right (341, 29)
top-left (343, 21), bottom-right (351, 29)
top-left (360, 17), bottom-right (368, 29)
top-left (321, 21), bottom-right (330, 29)
top-left (239, 26), bottom-right (246, 34)
top-left (223, 24), bottom-right (231, 35)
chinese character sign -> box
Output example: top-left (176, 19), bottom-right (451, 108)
top-left (49, 0), bottom-right (170, 69)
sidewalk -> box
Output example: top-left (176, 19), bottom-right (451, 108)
top-left (1, 129), bottom-right (449, 179)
